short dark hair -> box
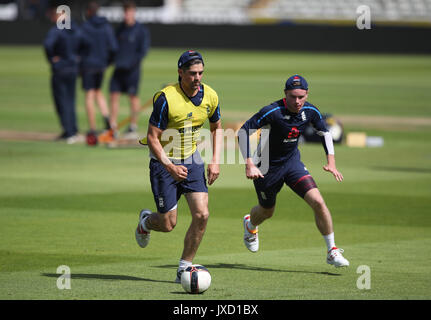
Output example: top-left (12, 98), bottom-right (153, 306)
top-left (180, 58), bottom-right (204, 71)
top-left (123, 0), bottom-right (136, 10)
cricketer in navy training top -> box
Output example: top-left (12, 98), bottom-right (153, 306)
top-left (238, 75), bottom-right (350, 268)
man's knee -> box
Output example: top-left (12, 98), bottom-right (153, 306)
top-left (193, 209), bottom-right (209, 223)
top-left (305, 190), bottom-right (327, 212)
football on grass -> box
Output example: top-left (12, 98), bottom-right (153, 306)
top-left (181, 264), bottom-right (211, 294)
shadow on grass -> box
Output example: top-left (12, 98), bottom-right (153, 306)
top-left (41, 273), bottom-right (174, 284)
top-left (154, 263), bottom-right (341, 276)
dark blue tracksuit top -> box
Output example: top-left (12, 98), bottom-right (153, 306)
top-left (43, 22), bottom-right (86, 75)
top-left (113, 22), bottom-right (151, 70)
top-left (80, 15), bottom-right (118, 71)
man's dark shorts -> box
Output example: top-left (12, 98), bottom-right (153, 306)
top-left (253, 151), bottom-right (317, 208)
top-left (109, 67), bottom-right (140, 96)
top-left (150, 151), bottom-right (208, 214)
top-left (81, 70), bottom-right (104, 90)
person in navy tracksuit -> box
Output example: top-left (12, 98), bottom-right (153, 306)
top-left (238, 75), bottom-right (350, 268)
top-left (44, 7), bottom-right (86, 144)
top-left (109, 0), bottom-right (151, 139)
top-left (80, 1), bottom-right (118, 137)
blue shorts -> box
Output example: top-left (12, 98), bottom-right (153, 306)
top-left (109, 68), bottom-right (140, 96)
top-left (253, 151), bottom-right (317, 208)
top-left (149, 152), bottom-right (208, 214)
top-left (81, 70), bottom-right (104, 90)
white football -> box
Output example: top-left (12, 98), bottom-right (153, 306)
top-left (181, 264), bottom-right (211, 294)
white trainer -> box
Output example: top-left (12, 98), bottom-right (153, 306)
top-left (326, 247), bottom-right (349, 267)
top-left (243, 214), bottom-right (259, 252)
top-left (135, 209), bottom-right (151, 248)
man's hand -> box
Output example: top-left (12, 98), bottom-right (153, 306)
top-left (324, 154), bottom-right (343, 182)
top-left (323, 163), bottom-right (344, 182)
top-left (207, 163), bottom-right (219, 186)
top-left (166, 164), bottom-right (188, 182)
top-left (246, 159), bottom-right (264, 180)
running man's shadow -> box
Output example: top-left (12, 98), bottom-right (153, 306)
top-left (41, 273), bottom-right (173, 284)
top-left (154, 263), bottom-right (341, 276)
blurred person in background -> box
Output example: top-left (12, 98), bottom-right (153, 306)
top-left (80, 1), bottom-right (118, 142)
top-left (43, 5), bottom-right (86, 144)
top-left (109, 0), bottom-right (151, 139)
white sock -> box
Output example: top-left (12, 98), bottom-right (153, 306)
top-left (140, 216), bottom-right (151, 233)
top-left (178, 259), bottom-right (192, 271)
top-left (247, 220), bottom-right (257, 231)
top-left (323, 232), bottom-right (336, 251)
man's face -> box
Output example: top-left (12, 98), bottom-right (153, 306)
top-left (124, 8), bottom-right (136, 25)
top-left (284, 89), bottom-right (308, 113)
top-left (179, 62), bottom-right (204, 92)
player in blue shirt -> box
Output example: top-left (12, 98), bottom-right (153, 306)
top-left (238, 75), bottom-right (349, 268)
top-left (109, 1), bottom-right (151, 139)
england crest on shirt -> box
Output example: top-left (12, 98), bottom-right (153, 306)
top-left (301, 111), bottom-right (306, 121)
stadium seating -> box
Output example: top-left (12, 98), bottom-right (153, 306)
top-left (178, 0), bottom-right (431, 24)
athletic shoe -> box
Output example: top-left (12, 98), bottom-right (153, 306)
top-left (326, 247), bottom-right (349, 267)
top-left (123, 127), bottom-right (139, 140)
top-left (243, 214), bottom-right (259, 252)
top-left (66, 134), bottom-right (84, 144)
top-left (174, 269), bottom-right (184, 283)
top-left (135, 209), bottom-right (151, 248)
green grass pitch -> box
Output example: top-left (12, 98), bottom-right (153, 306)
top-left (0, 46), bottom-right (430, 300)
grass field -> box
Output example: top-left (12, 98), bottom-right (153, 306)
top-left (0, 46), bottom-right (430, 300)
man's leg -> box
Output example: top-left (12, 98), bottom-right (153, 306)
top-left (109, 91), bottom-right (121, 132)
top-left (95, 89), bottom-right (111, 130)
top-left (182, 192), bottom-right (209, 262)
top-left (85, 89), bottom-right (97, 132)
top-left (144, 209), bottom-right (178, 232)
top-left (249, 204), bottom-right (275, 227)
top-left (129, 94), bottom-right (140, 131)
top-left (303, 187), bottom-right (349, 267)
top-left (303, 188), bottom-right (333, 237)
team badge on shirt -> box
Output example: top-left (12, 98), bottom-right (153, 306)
top-left (186, 112), bottom-right (193, 120)
top-left (301, 111), bottom-right (306, 121)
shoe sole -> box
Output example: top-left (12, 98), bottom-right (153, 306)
top-left (327, 260), bottom-right (349, 268)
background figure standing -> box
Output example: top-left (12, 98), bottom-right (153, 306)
top-left (80, 1), bottom-right (118, 139)
top-left (109, 1), bottom-right (151, 139)
top-left (44, 6), bottom-right (85, 144)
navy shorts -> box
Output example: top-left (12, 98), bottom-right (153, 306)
top-left (253, 151), bottom-right (317, 208)
top-left (109, 67), bottom-right (140, 96)
top-left (81, 70), bottom-right (104, 90)
top-left (149, 152), bottom-right (208, 214)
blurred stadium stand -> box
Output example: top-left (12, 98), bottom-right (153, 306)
top-left (0, 0), bottom-right (430, 53)
top-left (249, 0), bottom-right (431, 25)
